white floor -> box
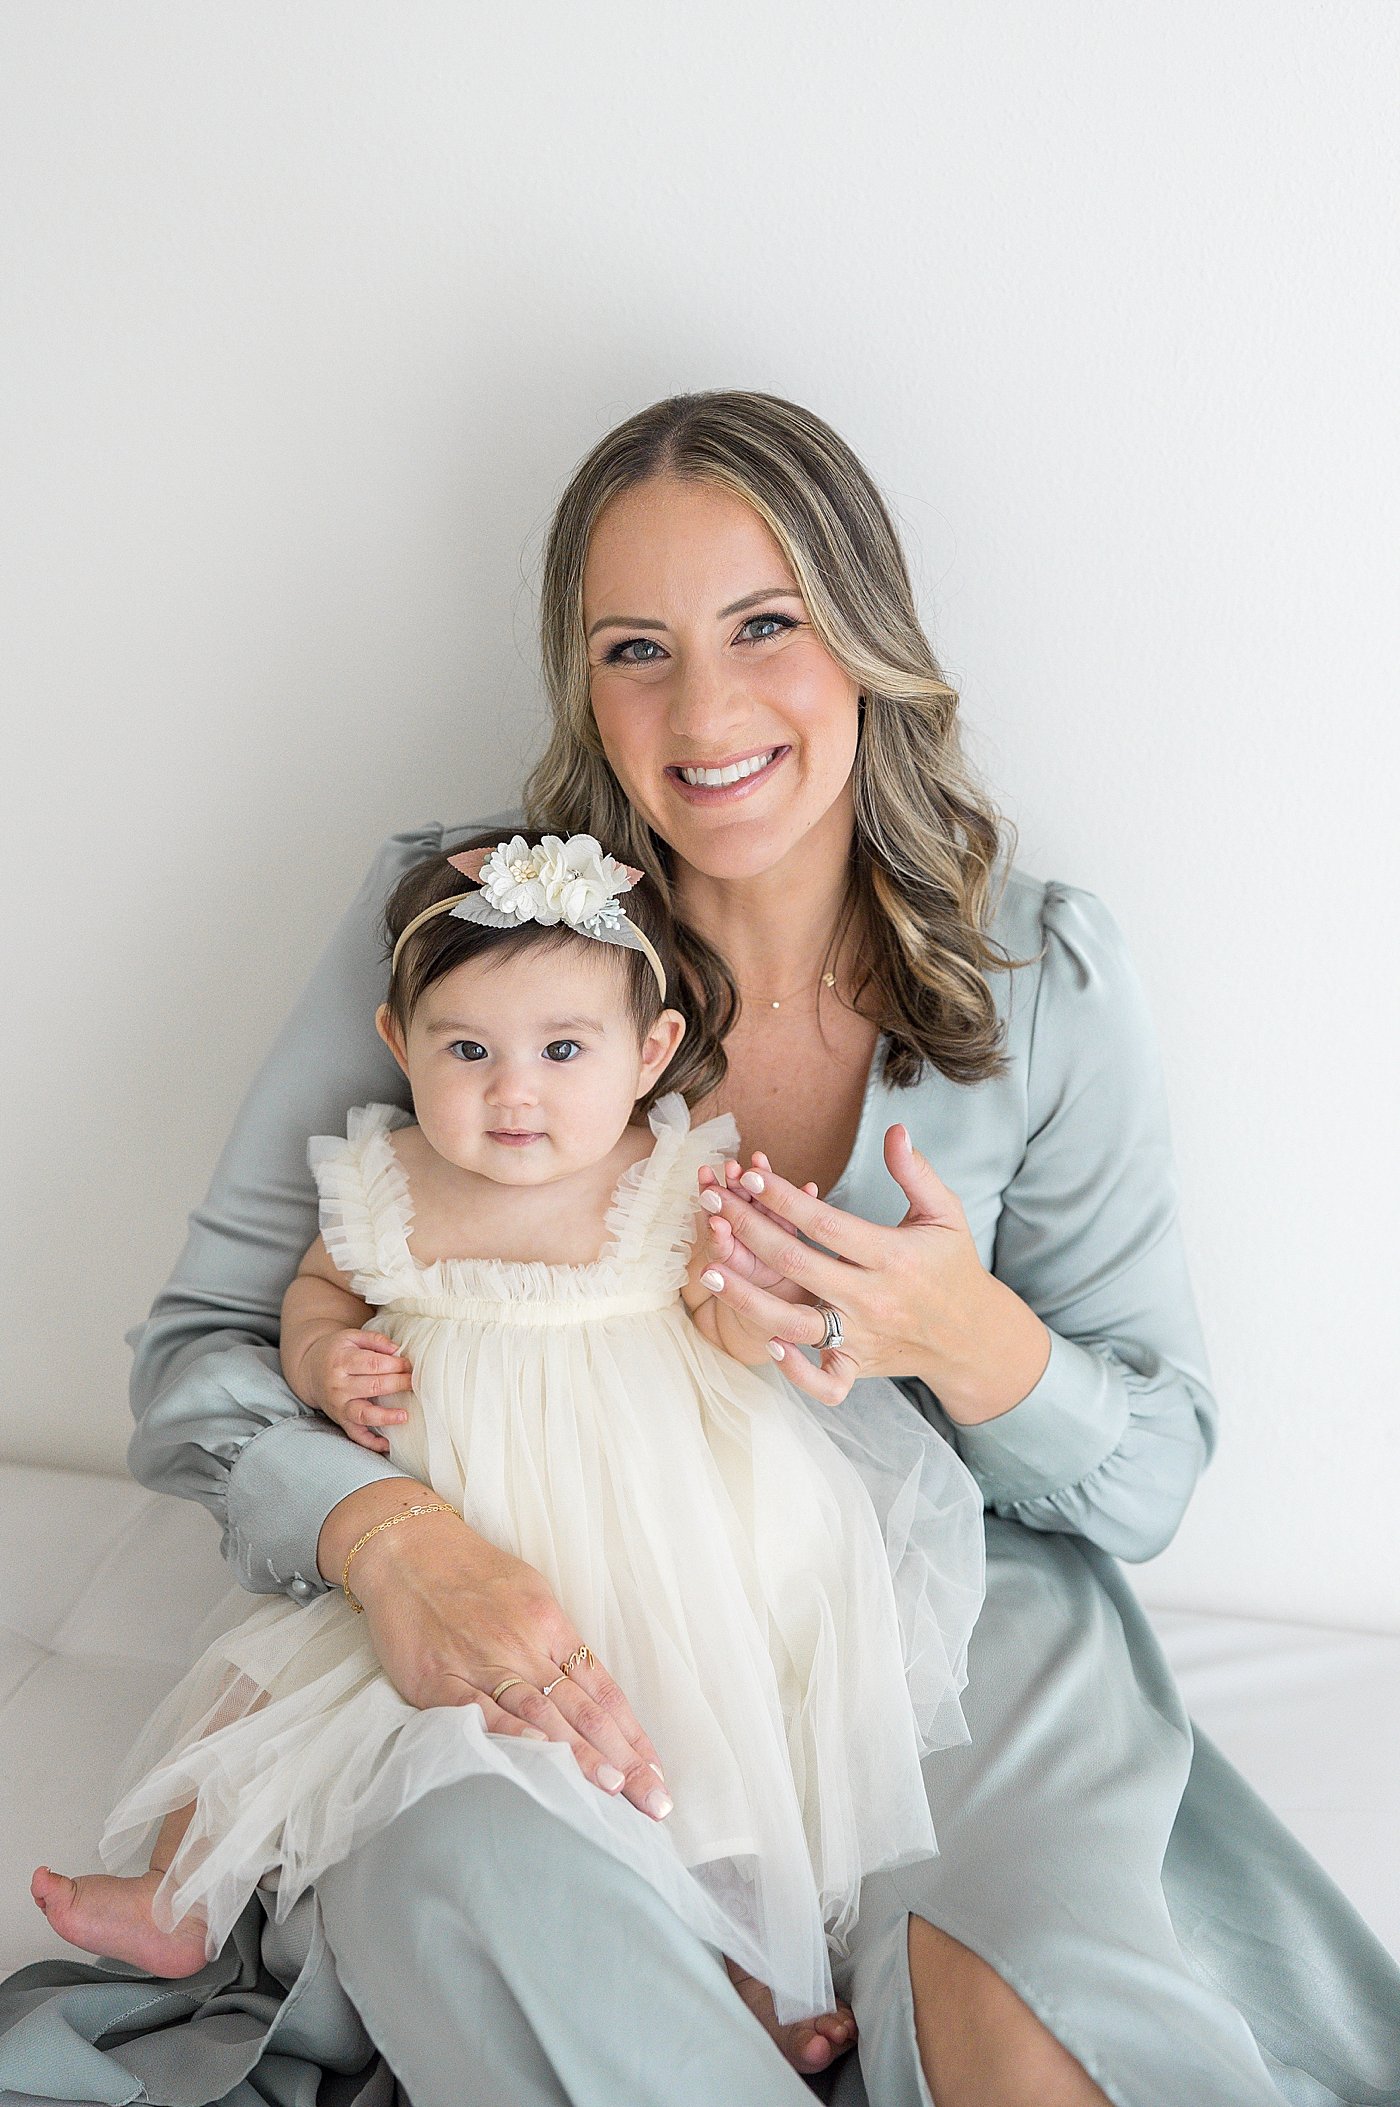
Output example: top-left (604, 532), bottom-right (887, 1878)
top-left (1, 1463), bottom-right (1397, 1978)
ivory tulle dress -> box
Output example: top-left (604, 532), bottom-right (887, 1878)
top-left (96, 1092), bottom-right (986, 2023)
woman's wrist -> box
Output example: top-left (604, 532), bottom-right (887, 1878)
top-left (926, 1276), bottom-right (1052, 1427)
top-left (316, 1477), bottom-right (466, 1585)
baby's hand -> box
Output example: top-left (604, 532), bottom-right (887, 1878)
top-left (300, 1329), bottom-right (414, 1454)
top-left (697, 1160), bottom-right (820, 1295)
top-left (687, 1158), bottom-right (820, 1368)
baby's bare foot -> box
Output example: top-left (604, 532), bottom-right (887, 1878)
top-left (31, 1865), bottom-right (209, 1978)
top-left (725, 1959), bottom-right (857, 2074)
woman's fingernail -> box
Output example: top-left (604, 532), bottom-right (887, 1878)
top-left (597, 1764), bottom-right (625, 1791)
top-left (699, 1189), bottom-right (722, 1213)
top-left (701, 1268), bottom-right (725, 1291)
top-left (521, 1727), bottom-right (548, 1741)
top-left (767, 1341), bottom-right (785, 1361)
top-left (645, 1788), bottom-right (674, 1820)
top-left (650, 1762), bottom-right (666, 1779)
top-left (740, 1171), bottom-right (765, 1194)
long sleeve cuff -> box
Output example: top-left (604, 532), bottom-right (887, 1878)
top-left (226, 1414), bottom-right (406, 1599)
top-left (949, 1328), bottom-right (1133, 1506)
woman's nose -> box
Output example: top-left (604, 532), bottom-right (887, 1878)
top-left (667, 652), bottom-right (749, 748)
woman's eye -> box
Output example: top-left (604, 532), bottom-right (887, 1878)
top-left (737, 611), bottom-right (797, 644)
top-left (447, 1040), bottom-right (487, 1062)
top-left (604, 636), bottom-right (665, 666)
top-left (544, 1040), bottom-right (582, 1062)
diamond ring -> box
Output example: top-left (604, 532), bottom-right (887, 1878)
top-left (816, 1304), bottom-right (846, 1353)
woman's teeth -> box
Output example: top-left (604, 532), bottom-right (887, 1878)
top-left (677, 751), bottom-right (776, 787)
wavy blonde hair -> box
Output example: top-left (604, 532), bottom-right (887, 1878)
top-left (525, 390), bottom-right (1037, 1102)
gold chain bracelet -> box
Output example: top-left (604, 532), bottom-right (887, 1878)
top-left (341, 1503), bottom-right (452, 1613)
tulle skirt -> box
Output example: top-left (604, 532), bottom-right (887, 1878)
top-left (100, 1325), bottom-right (984, 2024)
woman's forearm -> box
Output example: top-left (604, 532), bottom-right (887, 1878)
top-left (926, 1275), bottom-right (1053, 1427)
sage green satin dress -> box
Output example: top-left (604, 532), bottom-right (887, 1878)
top-left (2, 818), bottom-right (1396, 2107)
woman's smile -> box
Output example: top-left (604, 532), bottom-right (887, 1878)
top-left (665, 745), bottom-right (791, 805)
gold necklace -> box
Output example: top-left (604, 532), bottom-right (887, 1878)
top-left (753, 969), bottom-right (838, 1012)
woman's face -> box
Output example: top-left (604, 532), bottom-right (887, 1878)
top-left (583, 476), bottom-right (862, 882)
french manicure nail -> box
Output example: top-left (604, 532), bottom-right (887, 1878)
top-left (597, 1764), bottom-right (625, 1791)
top-left (521, 1727), bottom-right (548, 1741)
top-left (701, 1268), bottom-right (725, 1291)
top-left (767, 1341), bottom-right (785, 1361)
top-left (650, 1762), bottom-right (666, 1779)
top-left (699, 1189), bottom-right (722, 1213)
top-left (740, 1171), bottom-right (765, 1193)
top-left (645, 1788), bottom-right (674, 1820)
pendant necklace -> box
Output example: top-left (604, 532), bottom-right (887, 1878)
top-left (757, 969), bottom-right (838, 1012)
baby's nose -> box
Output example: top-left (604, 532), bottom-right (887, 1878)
top-left (485, 1065), bottom-right (538, 1108)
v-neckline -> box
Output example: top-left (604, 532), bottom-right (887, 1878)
top-left (820, 1030), bottom-right (889, 1206)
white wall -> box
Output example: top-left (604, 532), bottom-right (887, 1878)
top-left (2, 3), bottom-right (1396, 1630)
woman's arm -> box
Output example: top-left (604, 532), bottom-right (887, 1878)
top-left (125, 816), bottom-right (516, 1598)
top-left (933, 879), bottom-right (1218, 1564)
top-left (697, 881), bottom-right (1217, 1565)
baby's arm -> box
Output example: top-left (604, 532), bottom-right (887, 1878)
top-left (280, 1238), bottom-right (413, 1455)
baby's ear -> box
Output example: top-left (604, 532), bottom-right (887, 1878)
top-left (637, 1006), bottom-right (687, 1092)
top-left (375, 1003), bottom-right (409, 1076)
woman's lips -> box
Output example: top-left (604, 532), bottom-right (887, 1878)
top-left (665, 746), bottom-right (789, 805)
top-left (486, 1131), bottom-right (545, 1147)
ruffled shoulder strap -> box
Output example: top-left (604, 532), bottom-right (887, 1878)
top-left (602, 1091), bottom-right (741, 1281)
top-left (306, 1103), bottom-right (417, 1290)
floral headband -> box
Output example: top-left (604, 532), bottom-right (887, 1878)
top-left (389, 833), bottom-right (668, 1002)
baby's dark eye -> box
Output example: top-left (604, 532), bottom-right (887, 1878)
top-left (544, 1040), bottom-right (582, 1062)
top-left (447, 1040), bottom-right (487, 1062)
top-left (737, 612), bottom-right (796, 644)
top-left (603, 636), bottom-right (665, 666)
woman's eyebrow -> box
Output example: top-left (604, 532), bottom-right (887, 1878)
top-left (586, 587), bottom-right (803, 640)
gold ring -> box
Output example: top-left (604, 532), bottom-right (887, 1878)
top-left (560, 1644), bottom-right (595, 1677)
top-left (489, 1675), bottom-right (527, 1704)
top-left (542, 1675), bottom-right (567, 1697)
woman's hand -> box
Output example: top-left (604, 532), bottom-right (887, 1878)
top-left (697, 1125), bottom-right (1051, 1421)
top-left (318, 1487), bottom-right (672, 1821)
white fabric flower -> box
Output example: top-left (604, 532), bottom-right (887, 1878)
top-left (477, 836), bottom-right (549, 921)
top-left (476, 833), bottom-right (632, 930)
top-left (531, 835), bottom-right (632, 929)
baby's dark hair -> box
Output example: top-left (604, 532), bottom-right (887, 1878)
top-left (381, 835), bottom-right (692, 1113)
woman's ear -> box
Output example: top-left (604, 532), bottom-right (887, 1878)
top-left (375, 1002), bottom-right (409, 1077)
top-left (636, 1007), bottom-right (687, 1096)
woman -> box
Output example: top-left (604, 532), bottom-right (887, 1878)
top-left (4, 391), bottom-right (1397, 2107)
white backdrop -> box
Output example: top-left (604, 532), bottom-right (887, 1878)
top-left (2, 3), bottom-right (1396, 1631)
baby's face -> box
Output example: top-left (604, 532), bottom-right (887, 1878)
top-left (380, 942), bottom-right (682, 1188)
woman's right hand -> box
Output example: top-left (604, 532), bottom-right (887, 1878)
top-left (318, 1487), bottom-right (672, 1821)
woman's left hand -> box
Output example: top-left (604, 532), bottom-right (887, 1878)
top-left (697, 1123), bottom-right (1050, 1418)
